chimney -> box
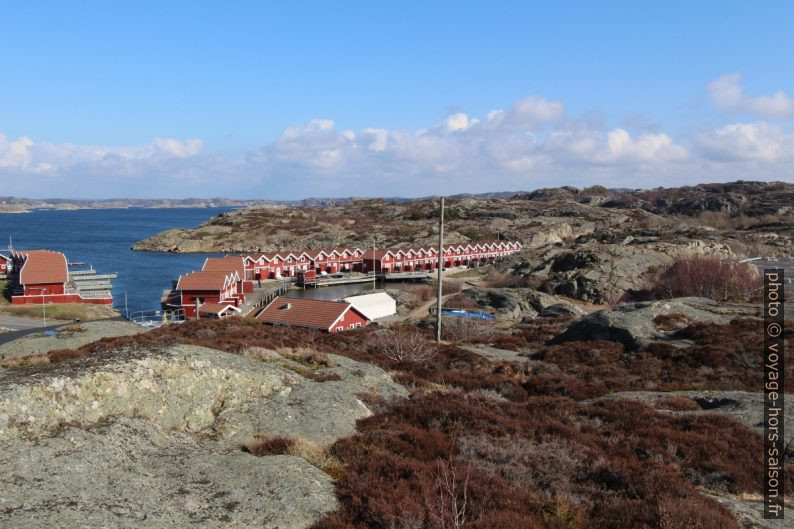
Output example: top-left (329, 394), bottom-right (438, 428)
top-left (284, 302), bottom-right (292, 310)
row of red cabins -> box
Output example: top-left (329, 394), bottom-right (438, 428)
top-left (241, 240), bottom-right (522, 279)
top-left (166, 241), bottom-right (521, 321)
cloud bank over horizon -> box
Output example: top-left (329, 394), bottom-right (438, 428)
top-left (2, 74), bottom-right (793, 199)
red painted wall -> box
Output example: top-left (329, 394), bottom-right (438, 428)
top-left (330, 307), bottom-right (368, 332)
top-left (23, 282), bottom-right (65, 296)
top-left (12, 294), bottom-right (112, 305)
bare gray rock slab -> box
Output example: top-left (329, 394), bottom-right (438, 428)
top-left (550, 297), bottom-right (759, 350)
top-left (0, 343), bottom-right (406, 528)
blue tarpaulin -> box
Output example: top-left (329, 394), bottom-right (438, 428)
top-left (441, 309), bottom-right (495, 320)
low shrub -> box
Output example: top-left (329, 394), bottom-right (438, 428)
top-left (442, 316), bottom-right (495, 343)
top-left (646, 256), bottom-right (762, 302)
top-left (369, 326), bottom-right (437, 362)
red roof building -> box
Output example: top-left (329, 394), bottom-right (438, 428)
top-left (256, 296), bottom-right (369, 332)
top-left (203, 256), bottom-right (253, 293)
top-left (174, 270), bottom-right (241, 318)
top-left (15, 250), bottom-right (69, 291)
top-left (9, 249), bottom-right (114, 305)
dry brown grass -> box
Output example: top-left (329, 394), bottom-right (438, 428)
top-left (244, 434), bottom-right (343, 479)
top-left (275, 346), bottom-right (336, 367)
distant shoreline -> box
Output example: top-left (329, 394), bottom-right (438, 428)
top-left (0, 204), bottom-right (246, 214)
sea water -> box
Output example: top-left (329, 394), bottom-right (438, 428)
top-left (0, 208), bottom-right (232, 315)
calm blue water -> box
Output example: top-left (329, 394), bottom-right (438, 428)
top-left (0, 208), bottom-right (233, 315)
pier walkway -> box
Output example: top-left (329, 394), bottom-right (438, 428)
top-left (298, 270), bottom-right (433, 288)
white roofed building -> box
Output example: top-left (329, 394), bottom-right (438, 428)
top-left (343, 292), bottom-right (397, 321)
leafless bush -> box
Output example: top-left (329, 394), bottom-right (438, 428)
top-left (442, 316), bottom-right (495, 343)
top-left (427, 456), bottom-right (473, 529)
top-left (370, 327), bottom-right (438, 362)
top-left (648, 256), bottom-right (762, 302)
top-left (605, 290), bottom-right (625, 310)
top-left (441, 281), bottom-right (462, 295)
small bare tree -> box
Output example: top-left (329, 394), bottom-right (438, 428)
top-left (428, 456), bottom-right (472, 529)
top-left (371, 327), bottom-right (437, 362)
top-left (442, 316), bottom-right (494, 343)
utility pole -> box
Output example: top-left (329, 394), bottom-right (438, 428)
top-left (436, 197), bottom-right (444, 342)
top-left (372, 241), bottom-right (376, 291)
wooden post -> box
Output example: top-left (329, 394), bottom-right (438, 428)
top-left (436, 196), bottom-right (444, 342)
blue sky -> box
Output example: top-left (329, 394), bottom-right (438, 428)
top-left (1, 1), bottom-right (793, 198)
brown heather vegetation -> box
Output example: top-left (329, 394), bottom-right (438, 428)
top-left (643, 256), bottom-right (762, 303)
top-left (5, 317), bottom-right (791, 528)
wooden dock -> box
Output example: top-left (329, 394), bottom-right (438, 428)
top-left (298, 270), bottom-right (433, 288)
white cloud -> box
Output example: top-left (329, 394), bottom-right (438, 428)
top-left (2, 85), bottom-right (794, 199)
top-left (483, 95), bottom-right (565, 131)
top-left (708, 73), bottom-right (794, 118)
top-left (0, 134), bottom-right (34, 169)
top-left (695, 122), bottom-right (794, 162)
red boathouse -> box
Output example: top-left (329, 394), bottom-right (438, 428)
top-left (9, 249), bottom-right (114, 305)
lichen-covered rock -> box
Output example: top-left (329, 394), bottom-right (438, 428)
top-left (0, 343), bottom-right (407, 528)
top-left (0, 418), bottom-right (337, 529)
top-left (0, 344), bottom-right (299, 441)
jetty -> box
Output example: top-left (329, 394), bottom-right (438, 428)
top-left (296, 270), bottom-right (433, 288)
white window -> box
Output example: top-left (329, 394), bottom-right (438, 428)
top-left (336, 326), bottom-right (344, 332)
top-left (355, 322), bottom-right (362, 328)
top-left (349, 324), bottom-right (355, 329)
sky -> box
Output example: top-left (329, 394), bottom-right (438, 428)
top-left (1, 1), bottom-right (793, 199)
